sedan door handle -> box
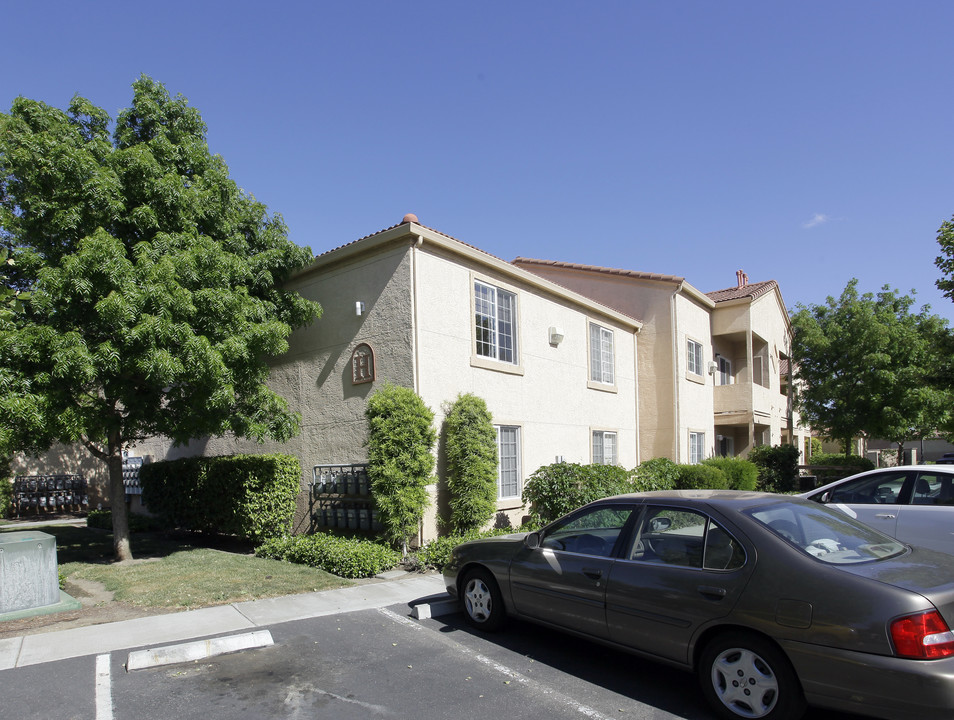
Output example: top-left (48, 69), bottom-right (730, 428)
top-left (698, 585), bottom-right (727, 600)
top-left (875, 513), bottom-right (897, 519)
top-left (582, 567), bottom-right (603, 580)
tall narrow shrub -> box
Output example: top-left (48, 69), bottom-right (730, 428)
top-left (365, 383), bottom-right (436, 555)
top-left (444, 393), bottom-right (498, 534)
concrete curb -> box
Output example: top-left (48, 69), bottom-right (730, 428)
top-left (126, 630), bottom-right (274, 670)
top-left (1, 573), bottom-right (448, 669)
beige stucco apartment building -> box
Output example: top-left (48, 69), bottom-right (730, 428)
top-left (511, 261), bottom-right (807, 466)
top-left (14, 215), bottom-right (806, 540)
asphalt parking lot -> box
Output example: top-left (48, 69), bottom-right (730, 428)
top-left (0, 602), bottom-right (861, 720)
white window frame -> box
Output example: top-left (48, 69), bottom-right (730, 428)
top-left (588, 322), bottom-right (616, 387)
top-left (475, 280), bottom-right (518, 365)
top-left (592, 430), bottom-right (618, 465)
top-left (689, 431), bottom-right (706, 464)
top-left (687, 338), bottom-right (704, 377)
top-left (496, 425), bottom-right (521, 501)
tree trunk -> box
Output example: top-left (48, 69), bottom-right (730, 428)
top-left (107, 439), bottom-right (133, 561)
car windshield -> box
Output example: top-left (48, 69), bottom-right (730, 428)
top-left (745, 500), bottom-right (907, 564)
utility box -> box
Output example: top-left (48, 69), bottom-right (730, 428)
top-left (0, 531), bottom-right (60, 614)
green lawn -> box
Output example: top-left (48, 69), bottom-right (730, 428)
top-left (1, 523), bottom-right (352, 610)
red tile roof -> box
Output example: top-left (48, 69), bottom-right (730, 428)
top-left (706, 279), bottom-right (779, 303)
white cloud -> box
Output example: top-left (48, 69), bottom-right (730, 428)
top-left (802, 213), bottom-right (830, 229)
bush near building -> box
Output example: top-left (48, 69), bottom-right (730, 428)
top-left (140, 454), bottom-right (300, 542)
top-left (444, 393), bottom-right (498, 534)
top-left (675, 464), bottom-right (728, 490)
top-left (523, 463), bottom-right (634, 524)
top-left (701, 457), bottom-right (758, 490)
top-left (255, 533), bottom-right (400, 579)
top-left (365, 383), bottom-right (436, 555)
top-left (748, 444), bottom-right (801, 493)
top-left (633, 457), bottom-right (680, 491)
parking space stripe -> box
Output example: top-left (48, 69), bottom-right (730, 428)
top-left (95, 654), bottom-right (113, 720)
top-left (377, 608), bottom-right (614, 720)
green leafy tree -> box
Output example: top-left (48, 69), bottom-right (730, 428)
top-left (0, 77), bottom-right (321, 560)
top-left (443, 393), bottom-right (498, 534)
top-left (791, 279), bottom-right (951, 458)
top-left (365, 383), bottom-right (436, 556)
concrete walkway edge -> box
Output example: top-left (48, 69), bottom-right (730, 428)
top-left (1, 573), bottom-right (448, 670)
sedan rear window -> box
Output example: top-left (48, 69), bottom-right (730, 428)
top-left (746, 501), bottom-right (906, 564)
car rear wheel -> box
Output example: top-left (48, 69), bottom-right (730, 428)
top-left (461, 568), bottom-right (505, 631)
top-left (699, 632), bottom-right (805, 720)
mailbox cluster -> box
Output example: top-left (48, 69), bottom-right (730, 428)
top-left (12, 475), bottom-right (89, 515)
top-left (311, 464), bottom-right (381, 532)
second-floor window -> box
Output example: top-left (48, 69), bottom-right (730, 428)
top-left (593, 430), bottom-right (618, 465)
top-left (687, 339), bottom-right (704, 376)
top-left (589, 322), bottom-right (615, 385)
top-left (475, 280), bottom-right (517, 364)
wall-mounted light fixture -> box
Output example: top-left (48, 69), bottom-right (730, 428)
top-left (355, 301), bottom-right (365, 317)
top-left (707, 360), bottom-right (718, 375)
top-left (555, 455), bottom-right (566, 463)
top-left (548, 326), bottom-right (565, 346)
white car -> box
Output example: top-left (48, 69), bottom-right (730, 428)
top-left (799, 465), bottom-right (954, 554)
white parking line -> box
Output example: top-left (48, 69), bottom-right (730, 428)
top-left (95, 654), bottom-right (113, 720)
top-left (377, 608), bottom-right (614, 720)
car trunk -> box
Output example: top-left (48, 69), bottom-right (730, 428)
top-left (839, 546), bottom-right (954, 626)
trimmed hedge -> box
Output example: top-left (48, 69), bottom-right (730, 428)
top-left (141, 454), bottom-right (301, 542)
top-left (701, 457), bottom-right (758, 490)
top-left (675, 464), bottom-right (728, 490)
top-left (633, 457), bottom-right (680, 491)
top-left (523, 463), bottom-right (634, 524)
top-left (255, 533), bottom-right (401, 579)
top-left (444, 393), bottom-right (498, 534)
top-left (366, 384), bottom-right (436, 552)
top-left (0, 478), bottom-right (12, 519)
top-left (748, 444), bottom-right (801, 493)
top-left (86, 509), bottom-right (163, 533)
top-left (415, 527), bottom-right (516, 571)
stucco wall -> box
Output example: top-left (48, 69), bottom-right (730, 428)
top-left (125, 243), bottom-right (416, 532)
top-left (673, 292), bottom-right (716, 461)
top-left (412, 244), bottom-right (639, 528)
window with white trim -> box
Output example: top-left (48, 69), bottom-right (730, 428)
top-left (592, 431), bottom-right (618, 465)
top-left (687, 339), bottom-right (704, 376)
top-left (475, 280), bottom-right (517, 364)
top-left (589, 322), bottom-right (615, 385)
top-left (496, 425), bottom-right (521, 500)
top-left (689, 431), bottom-right (706, 464)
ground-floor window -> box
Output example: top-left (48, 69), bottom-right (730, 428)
top-left (592, 430), bottom-right (618, 465)
top-left (496, 425), bottom-right (521, 500)
top-left (689, 431), bottom-right (706, 464)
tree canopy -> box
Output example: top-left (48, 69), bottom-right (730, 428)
top-left (791, 279), bottom-right (951, 459)
top-left (0, 76), bottom-right (321, 559)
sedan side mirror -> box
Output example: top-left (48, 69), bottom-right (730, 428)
top-left (525, 532), bottom-right (541, 549)
top-left (650, 517), bottom-right (672, 532)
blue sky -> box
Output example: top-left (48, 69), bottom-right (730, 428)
top-left (5, 1), bottom-right (954, 321)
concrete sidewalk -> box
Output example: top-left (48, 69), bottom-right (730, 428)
top-left (0, 573), bottom-right (452, 670)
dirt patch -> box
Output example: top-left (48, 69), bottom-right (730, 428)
top-left (0, 577), bottom-right (176, 640)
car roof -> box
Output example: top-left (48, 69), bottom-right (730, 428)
top-left (799, 464), bottom-right (954, 497)
top-left (595, 489), bottom-right (794, 510)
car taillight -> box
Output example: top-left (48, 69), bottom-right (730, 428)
top-left (891, 610), bottom-right (954, 659)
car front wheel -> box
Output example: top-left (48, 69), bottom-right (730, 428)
top-left (461, 568), bottom-right (505, 631)
top-left (699, 632), bottom-right (805, 720)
